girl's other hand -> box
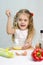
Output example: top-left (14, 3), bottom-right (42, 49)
top-left (6, 10), bottom-right (11, 17)
top-left (22, 43), bottom-right (32, 50)
top-left (15, 51), bottom-right (27, 56)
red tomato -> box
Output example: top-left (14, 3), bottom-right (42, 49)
top-left (32, 48), bottom-right (43, 61)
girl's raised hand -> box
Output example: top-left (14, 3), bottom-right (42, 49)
top-left (6, 10), bottom-right (11, 17)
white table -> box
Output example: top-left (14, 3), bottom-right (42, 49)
top-left (0, 49), bottom-right (43, 65)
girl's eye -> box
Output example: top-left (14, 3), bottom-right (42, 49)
top-left (19, 19), bottom-right (22, 21)
top-left (24, 19), bottom-right (27, 22)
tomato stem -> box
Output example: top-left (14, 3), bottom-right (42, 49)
top-left (37, 51), bottom-right (41, 57)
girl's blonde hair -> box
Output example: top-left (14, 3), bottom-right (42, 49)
top-left (12, 9), bottom-right (35, 42)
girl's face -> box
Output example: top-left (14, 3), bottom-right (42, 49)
top-left (17, 13), bottom-right (29, 30)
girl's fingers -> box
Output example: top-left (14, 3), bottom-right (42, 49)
top-left (15, 51), bottom-right (27, 56)
top-left (15, 52), bottom-right (21, 56)
top-left (22, 43), bottom-right (31, 50)
top-left (6, 10), bottom-right (11, 17)
top-left (21, 51), bottom-right (27, 56)
top-left (22, 46), bottom-right (27, 50)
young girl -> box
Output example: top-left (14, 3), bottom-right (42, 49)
top-left (6, 9), bottom-right (34, 50)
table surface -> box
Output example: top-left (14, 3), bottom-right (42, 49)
top-left (0, 49), bottom-right (43, 65)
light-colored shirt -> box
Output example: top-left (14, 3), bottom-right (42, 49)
top-left (14, 29), bottom-right (28, 47)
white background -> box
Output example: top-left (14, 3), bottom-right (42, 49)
top-left (0, 0), bottom-right (43, 48)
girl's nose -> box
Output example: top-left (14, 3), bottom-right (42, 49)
top-left (21, 20), bottom-right (25, 23)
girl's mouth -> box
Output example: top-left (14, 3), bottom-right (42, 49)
top-left (20, 24), bottom-right (26, 27)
